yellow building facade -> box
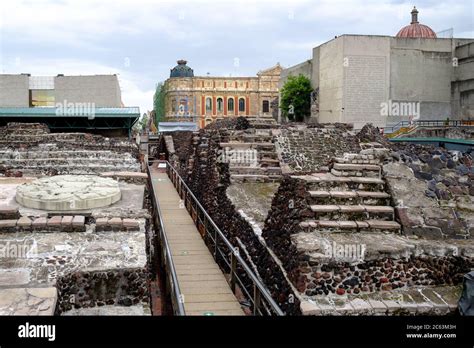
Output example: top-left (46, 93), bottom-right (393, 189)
top-left (164, 60), bottom-right (282, 128)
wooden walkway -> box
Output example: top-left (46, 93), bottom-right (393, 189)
top-left (150, 169), bottom-right (244, 316)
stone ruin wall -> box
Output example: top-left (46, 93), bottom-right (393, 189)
top-left (263, 177), bottom-right (472, 300)
top-left (0, 123), bottom-right (152, 315)
top-left (275, 124), bottom-right (361, 173)
top-left (387, 142), bottom-right (473, 238)
top-left (161, 121), bottom-right (473, 315)
top-left (164, 127), bottom-right (301, 315)
top-left (0, 122), bottom-right (139, 177)
top-left (55, 268), bottom-right (149, 314)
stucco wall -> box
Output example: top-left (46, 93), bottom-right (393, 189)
top-left (390, 38), bottom-right (453, 121)
top-left (0, 74), bottom-right (29, 107)
top-left (318, 37), bottom-right (344, 124)
top-left (452, 41), bottom-right (474, 119)
top-left (54, 75), bottom-right (122, 107)
top-left (279, 60), bottom-right (312, 89)
top-left (342, 35), bottom-right (390, 129)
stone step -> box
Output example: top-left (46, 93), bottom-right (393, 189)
top-left (229, 166), bottom-right (282, 175)
top-left (230, 174), bottom-right (282, 183)
top-left (226, 135), bottom-right (274, 142)
top-left (1, 164), bottom-right (140, 174)
top-left (303, 176), bottom-right (385, 192)
top-left (299, 219), bottom-right (401, 233)
top-left (308, 190), bottom-right (391, 205)
top-left (220, 142), bottom-right (275, 149)
top-left (0, 150), bottom-right (131, 159)
top-left (334, 154), bottom-right (379, 165)
top-left (310, 204), bottom-right (394, 221)
top-left (0, 158), bottom-right (138, 165)
top-left (260, 158), bottom-right (280, 165)
top-left (333, 163), bottom-right (380, 171)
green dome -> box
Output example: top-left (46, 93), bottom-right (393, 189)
top-left (170, 60), bottom-right (194, 78)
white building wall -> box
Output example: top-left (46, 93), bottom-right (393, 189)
top-left (318, 37), bottom-right (344, 124)
top-left (342, 35), bottom-right (390, 129)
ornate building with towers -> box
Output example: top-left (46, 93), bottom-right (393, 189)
top-left (163, 60), bottom-right (282, 128)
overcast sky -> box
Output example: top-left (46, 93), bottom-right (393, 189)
top-left (0, 0), bottom-right (473, 113)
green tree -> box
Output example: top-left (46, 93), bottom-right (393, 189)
top-left (280, 75), bottom-right (313, 122)
top-left (153, 81), bottom-right (166, 124)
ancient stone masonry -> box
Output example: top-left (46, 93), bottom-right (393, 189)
top-left (0, 123), bottom-right (150, 315)
top-left (165, 123), bottom-right (301, 315)
top-left (55, 268), bottom-right (149, 314)
top-left (219, 128), bottom-right (283, 183)
top-left (0, 123), bottom-right (139, 176)
top-left (275, 124), bottom-right (361, 173)
top-left (159, 119), bottom-right (472, 316)
top-left (386, 143), bottom-right (473, 239)
top-left (261, 124), bottom-right (472, 315)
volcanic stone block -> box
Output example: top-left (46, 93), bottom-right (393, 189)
top-left (0, 219), bottom-right (17, 232)
top-left (0, 207), bottom-right (20, 220)
top-left (16, 217), bottom-right (32, 230)
top-left (61, 216), bottom-right (74, 232)
top-left (108, 217), bottom-right (123, 232)
top-left (72, 216), bottom-right (86, 232)
top-left (95, 218), bottom-right (108, 232)
top-left (47, 216), bottom-right (62, 231)
top-left (32, 217), bottom-right (47, 231)
top-left (122, 219), bottom-right (140, 231)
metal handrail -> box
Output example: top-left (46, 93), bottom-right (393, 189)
top-left (161, 160), bottom-right (284, 316)
top-left (146, 163), bottom-right (185, 316)
top-left (384, 119), bottom-right (474, 134)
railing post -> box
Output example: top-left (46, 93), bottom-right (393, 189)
top-left (253, 284), bottom-right (261, 316)
top-left (214, 225), bottom-right (218, 258)
top-left (230, 248), bottom-right (238, 293)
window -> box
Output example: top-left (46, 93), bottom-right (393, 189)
top-left (30, 90), bottom-right (55, 107)
top-left (217, 98), bottom-right (223, 112)
top-left (228, 98), bottom-right (234, 112)
top-left (205, 97), bottom-right (212, 112)
top-left (171, 99), bottom-right (177, 113)
top-left (239, 98), bottom-right (245, 112)
top-left (262, 100), bottom-right (270, 113)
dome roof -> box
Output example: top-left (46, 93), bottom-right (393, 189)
top-left (170, 59), bottom-right (194, 78)
top-left (396, 7), bottom-right (437, 39)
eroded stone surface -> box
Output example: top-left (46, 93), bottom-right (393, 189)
top-left (0, 287), bottom-right (57, 315)
top-left (61, 303), bottom-right (151, 316)
top-left (16, 175), bottom-right (121, 211)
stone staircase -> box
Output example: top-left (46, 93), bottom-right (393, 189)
top-left (0, 149), bottom-right (140, 175)
top-left (297, 151), bottom-right (401, 233)
top-left (219, 128), bottom-right (282, 183)
top-left (245, 115), bottom-right (279, 129)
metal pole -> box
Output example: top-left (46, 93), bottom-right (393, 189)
top-left (253, 284), bottom-right (261, 315)
top-left (230, 249), bottom-right (237, 293)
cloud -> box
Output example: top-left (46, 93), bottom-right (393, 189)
top-left (0, 0), bottom-right (472, 115)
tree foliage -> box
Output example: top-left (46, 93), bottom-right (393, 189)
top-left (153, 81), bottom-right (166, 124)
top-left (280, 75), bottom-right (313, 122)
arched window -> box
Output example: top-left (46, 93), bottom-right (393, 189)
top-left (262, 100), bottom-right (270, 113)
top-left (239, 98), bottom-right (245, 112)
top-left (205, 97), bottom-right (212, 112)
top-left (227, 98), bottom-right (234, 112)
top-left (217, 98), bottom-right (223, 112)
top-left (171, 99), bottom-right (177, 113)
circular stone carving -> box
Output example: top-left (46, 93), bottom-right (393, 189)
top-left (16, 175), bottom-right (121, 211)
